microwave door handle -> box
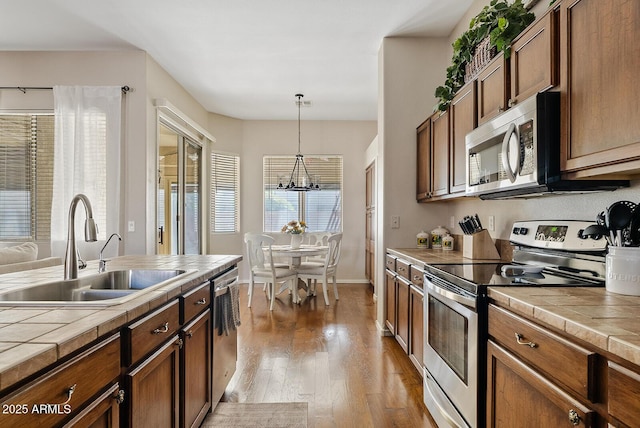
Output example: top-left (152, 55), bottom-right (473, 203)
top-left (501, 122), bottom-right (520, 183)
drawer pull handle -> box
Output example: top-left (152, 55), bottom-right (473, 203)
top-left (186, 330), bottom-right (193, 338)
top-left (195, 298), bottom-right (207, 305)
top-left (568, 409), bottom-right (580, 426)
top-left (114, 389), bottom-right (125, 405)
top-left (515, 333), bottom-right (537, 348)
top-left (413, 275), bottom-right (421, 282)
top-left (152, 322), bottom-right (169, 334)
top-left (59, 384), bottom-right (77, 405)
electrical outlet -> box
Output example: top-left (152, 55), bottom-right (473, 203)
top-left (128, 221), bottom-right (135, 232)
top-left (449, 215), bottom-right (455, 230)
top-left (488, 215), bottom-right (495, 231)
top-left (391, 215), bottom-right (400, 229)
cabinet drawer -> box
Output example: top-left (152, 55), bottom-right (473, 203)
top-left (608, 361), bottom-right (640, 426)
top-left (410, 266), bottom-right (424, 287)
top-left (385, 255), bottom-right (396, 271)
top-left (124, 299), bottom-right (180, 365)
top-left (396, 259), bottom-right (410, 281)
top-left (181, 281), bottom-right (210, 324)
top-left (0, 334), bottom-right (120, 428)
top-left (488, 304), bottom-right (596, 400)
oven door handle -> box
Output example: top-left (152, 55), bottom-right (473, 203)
top-left (424, 372), bottom-right (467, 428)
top-left (424, 277), bottom-right (477, 310)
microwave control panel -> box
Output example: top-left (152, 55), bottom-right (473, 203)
top-left (510, 220), bottom-right (607, 252)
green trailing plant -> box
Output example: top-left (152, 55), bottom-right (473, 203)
top-left (435, 0), bottom-right (535, 111)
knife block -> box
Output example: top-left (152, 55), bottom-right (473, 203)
top-left (463, 229), bottom-right (500, 260)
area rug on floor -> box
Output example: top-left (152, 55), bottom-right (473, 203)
top-left (202, 402), bottom-right (308, 428)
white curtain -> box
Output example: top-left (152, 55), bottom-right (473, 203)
top-left (51, 86), bottom-right (122, 259)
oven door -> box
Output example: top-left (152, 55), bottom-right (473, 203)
top-left (423, 274), bottom-right (478, 428)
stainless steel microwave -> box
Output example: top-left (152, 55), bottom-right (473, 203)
top-left (465, 92), bottom-right (627, 199)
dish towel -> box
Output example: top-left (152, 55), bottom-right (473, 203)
top-left (217, 281), bottom-right (241, 336)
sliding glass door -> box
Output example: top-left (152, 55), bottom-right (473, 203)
top-left (157, 122), bottom-right (202, 255)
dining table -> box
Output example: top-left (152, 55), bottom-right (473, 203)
top-left (269, 244), bottom-right (329, 303)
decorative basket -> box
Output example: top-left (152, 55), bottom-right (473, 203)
top-left (464, 37), bottom-right (498, 83)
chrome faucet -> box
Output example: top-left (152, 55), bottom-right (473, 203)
top-left (99, 233), bottom-right (122, 273)
top-left (64, 194), bottom-right (98, 280)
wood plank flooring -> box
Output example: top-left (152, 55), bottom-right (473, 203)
top-left (221, 283), bottom-right (437, 428)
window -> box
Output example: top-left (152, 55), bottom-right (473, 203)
top-left (263, 155), bottom-right (342, 232)
top-left (0, 114), bottom-right (54, 240)
top-left (210, 152), bottom-right (240, 233)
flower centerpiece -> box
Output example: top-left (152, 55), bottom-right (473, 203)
top-left (282, 220), bottom-right (307, 248)
top-left (281, 220), bottom-right (307, 235)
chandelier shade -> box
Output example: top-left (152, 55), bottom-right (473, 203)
top-left (278, 94), bottom-right (320, 191)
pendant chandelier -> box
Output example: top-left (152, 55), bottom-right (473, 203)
top-left (278, 93), bottom-right (320, 191)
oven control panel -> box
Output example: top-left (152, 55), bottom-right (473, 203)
top-left (510, 220), bottom-right (607, 252)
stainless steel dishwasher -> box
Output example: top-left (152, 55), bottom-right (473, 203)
top-left (211, 266), bottom-right (239, 407)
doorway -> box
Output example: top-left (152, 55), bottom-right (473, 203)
top-left (157, 122), bottom-right (202, 255)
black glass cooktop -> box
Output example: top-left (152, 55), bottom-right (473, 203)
top-left (424, 262), bottom-right (604, 296)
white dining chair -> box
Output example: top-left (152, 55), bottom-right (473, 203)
top-left (296, 233), bottom-right (342, 305)
top-left (302, 231), bottom-right (332, 263)
top-left (244, 233), bottom-right (298, 310)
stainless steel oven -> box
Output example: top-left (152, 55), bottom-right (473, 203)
top-left (422, 220), bottom-right (608, 428)
top-left (423, 270), bottom-right (483, 428)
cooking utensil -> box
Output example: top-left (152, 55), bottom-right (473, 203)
top-left (627, 204), bottom-right (640, 246)
top-left (606, 201), bottom-right (636, 245)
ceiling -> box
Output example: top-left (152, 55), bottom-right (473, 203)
top-left (1, 0), bottom-right (473, 120)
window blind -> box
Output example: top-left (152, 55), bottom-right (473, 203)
top-left (0, 114), bottom-right (53, 240)
top-left (210, 152), bottom-right (240, 233)
top-left (263, 155), bottom-right (342, 233)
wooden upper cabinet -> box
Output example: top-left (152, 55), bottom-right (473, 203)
top-left (416, 118), bottom-right (432, 201)
top-left (431, 110), bottom-right (450, 197)
top-left (510, 7), bottom-right (559, 106)
top-left (477, 55), bottom-right (509, 125)
top-left (560, 0), bottom-right (640, 176)
top-left (449, 81), bottom-right (477, 194)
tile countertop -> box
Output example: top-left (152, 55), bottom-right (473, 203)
top-left (0, 254), bottom-right (242, 391)
top-left (387, 247), bottom-right (506, 266)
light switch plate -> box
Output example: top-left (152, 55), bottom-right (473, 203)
top-left (391, 215), bottom-right (400, 229)
top-left (128, 221), bottom-right (135, 232)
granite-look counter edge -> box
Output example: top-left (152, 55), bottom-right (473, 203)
top-left (0, 254), bottom-right (242, 391)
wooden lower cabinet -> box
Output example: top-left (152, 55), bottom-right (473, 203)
top-left (385, 269), bottom-right (396, 335)
top-left (608, 361), bottom-right (640, 427)
top-left (181, 310), bottom-right (212, 428)
top-left (0, 334), bottom-right (121, 428)
top-left (64, 383), bottom-right (123, 428)
top-left (487, 340), bottom-right (595, 427)
top-left (125, 336), bottom-right (181, 428)
top-left (395, 276), bottom-right (410, 353)
top-left (409, 284), bottom-right (424, 372)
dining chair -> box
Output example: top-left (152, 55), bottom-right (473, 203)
top-left (296, 233), bottom-right (342, 305)
top-left (303, 231), bottom-right (332, 262)
top-left (244, 233), bottom-right (298, 310)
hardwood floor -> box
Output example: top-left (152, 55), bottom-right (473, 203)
top-left (222, 283), bottom-right (437, 428)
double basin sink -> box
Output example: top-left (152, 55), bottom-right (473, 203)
top-left (0, 269), bottom-right (187, 306)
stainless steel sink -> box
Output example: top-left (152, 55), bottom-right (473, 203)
top-left (0, 269), bottom-right (187, 305)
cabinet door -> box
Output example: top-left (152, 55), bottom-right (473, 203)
top-left (125, 336), bottom-right (181, 428)
top-left (449, 82), bottom-right (477, 194)
top-left (477, 55), bottom-right (509, 125)
top-left (416, 118), bottom-right (432, 201)
top-left (63, 383), bottom-right (122, 428)
top-left (510, 8), bottom-right (558, 106)
top-left (431, 110), bottom-right (449, 197)
top-left (181, 310), bottom-right (212, 428)
top-left (409, 285), bottom-right (424, 374)
top-left (487, 340), bottom-right (595, 428)
top-left (560, 0), bottom-right (640, 175)
top-left (385, 270), bottom-right (396, 335)
top-left (395, 276), bottom-right (410, 353)
top-left (608, 361), bottom-right (640, 427)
